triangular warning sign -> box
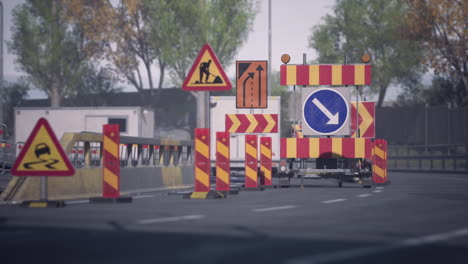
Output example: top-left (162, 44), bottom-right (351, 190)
top-left (11, 118), bottom-right (75, 176)
top-left (182, 44), bottom-right (232, 91)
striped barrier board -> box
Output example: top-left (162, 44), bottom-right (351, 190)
top-left (280, 138), bottom-right (373, 159)
top-left (245, 135), bottom-right (258, 188)
top-left (260, 137), bottom-right (272, 186)
top-left (194, 128), bottom-right (210, 192)
top-left (372, 139), bottom-right (388, 183)
top-left (216, 132), bottom-right (230, 191)
top-left (226, 114), bottom-right (278, 133)
top-left (103, 124), bottom-right (121, 198)
top-left (280, 64), bottom-right (371, 86)
top-left (351, 102), bottom-right (375, 138)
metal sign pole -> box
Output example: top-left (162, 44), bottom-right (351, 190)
top-left (40, 176), bottom-right (47, 201)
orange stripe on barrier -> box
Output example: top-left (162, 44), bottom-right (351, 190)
top-left (245, 135), bottom-right (258, 188)
top-left (195, 128), bottom-right (210, 192)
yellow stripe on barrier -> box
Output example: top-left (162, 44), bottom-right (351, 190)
top-left (246, 114), bottom-right (259, 133)
top-left (355, 138), bottom-right (365, 158)
top-left (246, 143), bottom-right (257, 159)
top-left (264, 114), bottom-right (276, 133)
top-left (286, 65), bottom-right (297, 85)
top-left (309, 138), bottom-right (319, 158)
top-left (332, 65), bottom-right (342, 85)
top-left (373, 165), bottom-right (385, 179)
top-left (261, 145), bottom-right (272, 158)
top-left (332, 138), bottom-right (342, 158)
top-left (246, 166), bottom-right (257, 181)
top-left (374, 146), bottom-right (385, 160)
top-left (217, 141), bottom-right (229, 158)
top-left (103, 136), bottom-right (118, 159)
top-left (195, 139), bottom-right (209, 159)
top-left (195, 167), bottom-right (210, 188)
top-left (286, 138), bottom-right (296, 158)
top-left (355, 65), bottom-right (365, 85)
top-left (309, 65), bottom-right (320, 85)
top-left (216, 166), bottom-right (230, 184)
top-left (104, 167), bottom-right (119, 190)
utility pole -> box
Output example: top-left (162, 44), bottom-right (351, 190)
top-left (0, 1), bottom-right (3, 125)
top-left (267, 0), bottom-right (271, 97)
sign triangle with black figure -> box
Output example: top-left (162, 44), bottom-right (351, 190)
top-left (182, 43), bottom-right (232, 91)
top-left (11, 118), bottom-right (75, 176)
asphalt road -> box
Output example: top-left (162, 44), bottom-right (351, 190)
top-left (1, 172), bottom-right (468, 264)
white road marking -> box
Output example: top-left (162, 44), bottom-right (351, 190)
top-left (253, 205), bottom-right (297, 212)
top-left (287, 227), bottom-right (468, 264)
top-left (137, 214), bottom-right (205, 225)
top-left (133, 195), bottom-right (154, 199)
top-left (357, 194), bottom-right (372, 198)
top-left (322, 199), bottom-right (346, 204)
top-left (66, 200), bottom-right (89, 205)
top-left (372, 190), bottom-right (382, 193)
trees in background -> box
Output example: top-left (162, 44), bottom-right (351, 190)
top-left (309, 0), bottom-right (425, 107)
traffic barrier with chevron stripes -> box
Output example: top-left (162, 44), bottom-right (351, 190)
top-left (260, 137), bottom-right (272, 186)
top-left (226, 114), bottom-right (278, 133)
top-left (280, 64), bottom-right (371, 86)
top-left (216, 132), bottom-right (230, 191)
top-left (372, 139), bottom-right (388, 184)
top-left (194, 128), bottom-right (210, 192)
top-left (245, 135), bottom-right (259, 188)
top-left (280, 138), bottom-right (373, 159)
top-left (351, 101), bottom-right (375, 138)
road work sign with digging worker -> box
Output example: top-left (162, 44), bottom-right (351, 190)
top-left (182, 44), bottom-right (232, 91)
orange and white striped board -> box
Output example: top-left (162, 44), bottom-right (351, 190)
top-left (372, 139), bottom-right (388, 183)
top-left (225, 114), bottom-right (278, 133)
top-left (103, 124), bottom-right (120, 198)
top-left (260, 137), bottom-right (272, 186)
top-left (280, 64), bottom-right (371, 86)
top-left (351, 102), bottom-right (375, 138)
top-left (245, 135), bottom-right (258, 188)
top-left (280, 138), bottom-right (373, 159)
top-left (216, 132), bottom-right (230, 191)
top-left (194, 128), bottom-right (210, 192)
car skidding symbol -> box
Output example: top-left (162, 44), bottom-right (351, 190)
top-left (23, 143), bottom-right (59, 169)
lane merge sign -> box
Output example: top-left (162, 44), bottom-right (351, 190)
top-left (236, 61), bottom-right (268, 108)
top-left (182, 44), bottom-right (232, 91)
top-left (301, 87), bottom-right (350, 136)
top-left (11, 118), bottom-right (75, 176)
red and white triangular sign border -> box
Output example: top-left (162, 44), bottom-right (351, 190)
top-left (182, 43), bottom-right (232, 91)
top-left (11, 118), bottom-right (75, 176)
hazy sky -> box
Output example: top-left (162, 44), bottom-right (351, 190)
top-left (2, 0), bottom-right (399, 101)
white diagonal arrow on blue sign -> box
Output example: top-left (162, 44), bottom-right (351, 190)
top-left (312, 98), bottom-right (339, 125)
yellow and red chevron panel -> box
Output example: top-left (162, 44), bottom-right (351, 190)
top-left (260, 137), bottom-right (272, 186)
top-left (226, 114), bottom-right (278, 133)
top-left (194, 128), bottom-right (210, 192)
top-left (351, 102), bottom-right (375, 138)
top-left (245, 135), bottom-right (258, 188)
top-left (103, 124), bottom-right (120, 198)
top-left (280, 138), bottom-right (373, 159)
top-left (280, 64), bottom-right (371, 86)
top-left (216, 132), bottom-right (230, 191)
top-left (372, 139), bottom-right (388, 184)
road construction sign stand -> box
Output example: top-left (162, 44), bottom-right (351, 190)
top-left (242, 135), bottom-right (265, 191)
top-left (11, 118), bottom-right (75, 208)
top-left (90, 124), bottom-right (132, 203)
top-left (183, 128), bottom-right (226, 199)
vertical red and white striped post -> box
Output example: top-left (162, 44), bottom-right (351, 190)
top-left (194, 128), bottom-right (210, 192)
top-left (90, 124), bottom-right (131, 203)
top-left (245, 135), bottom-right (259, 188)
top-left (372, 139), bottom-right (388, 184)
top-left (260, 137), bottom-right (272, 186)
top-left (216, 132), bottom-right (230, 191)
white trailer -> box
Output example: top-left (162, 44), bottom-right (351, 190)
top-left (14, 107), bottom-right (154, 142)
top-left (209, 96), bottom-right (281, 171)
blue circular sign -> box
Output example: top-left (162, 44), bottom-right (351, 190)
top-left (303, 88), bottom-right (349, 135)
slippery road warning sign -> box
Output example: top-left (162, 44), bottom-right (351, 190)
top-left (182, 44), bottom-right (232, 91)
top-left (11, 118), bottom-right (75, 176)
top-left (236, 61), bottom-right (267, 108)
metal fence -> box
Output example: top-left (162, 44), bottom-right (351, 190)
top-left (388, 144), bottom-right (468, 173)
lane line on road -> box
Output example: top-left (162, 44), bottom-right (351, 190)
top-left (372, 190), bottom-right (382, 193)
top-left (287, 227), bottom-right (468, 264)
top-left (137, 214), bottom-right (205, 225)
top-left (322, 199), bottom-right (346, 204)
top-left (133, 195), bottom-right (155, 199)
top-left (253, 205), bottom-right (297, 212)
top-left (357, 194), bottom-right (372, 198)
top-left (66, 200), bottom-right (89, 205)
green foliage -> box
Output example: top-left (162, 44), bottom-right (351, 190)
top-left (8, 0), bottom-right (117, 106)
top-left (309, 0), bottom-right (424, 107)
top-left (0, 81), bottom-right (29, 134)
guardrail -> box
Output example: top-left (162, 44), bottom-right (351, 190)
top-left (387, 144), bottom-right (468, 173)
